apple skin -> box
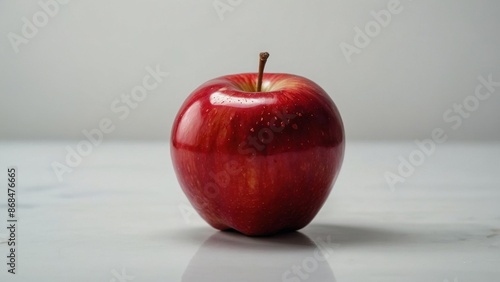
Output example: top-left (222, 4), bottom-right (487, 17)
top-left (171, 73), bottom-right (345, 236)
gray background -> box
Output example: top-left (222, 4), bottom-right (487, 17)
top-left (1, 0), bottom-right (499, 141)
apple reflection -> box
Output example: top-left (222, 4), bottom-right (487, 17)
top-left (182, 231), bottom-right (336, 282)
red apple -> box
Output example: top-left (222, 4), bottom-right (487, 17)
top-left (171, 53), bottom-right (345, 236)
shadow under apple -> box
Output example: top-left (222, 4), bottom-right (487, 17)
top-left (182, 230), bottom-right (336, 282)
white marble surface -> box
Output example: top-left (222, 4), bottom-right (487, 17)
top-left (0, 141), bottom-right (499, 281)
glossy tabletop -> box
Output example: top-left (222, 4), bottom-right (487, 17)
top-left (0, 141), bottom-right (499, 281)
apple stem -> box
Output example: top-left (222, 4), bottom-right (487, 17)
top-left (257, 52), bottom-right (269, 92)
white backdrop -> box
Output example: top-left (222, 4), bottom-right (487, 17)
top-left (1, 0), bottom-right (500, 141)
